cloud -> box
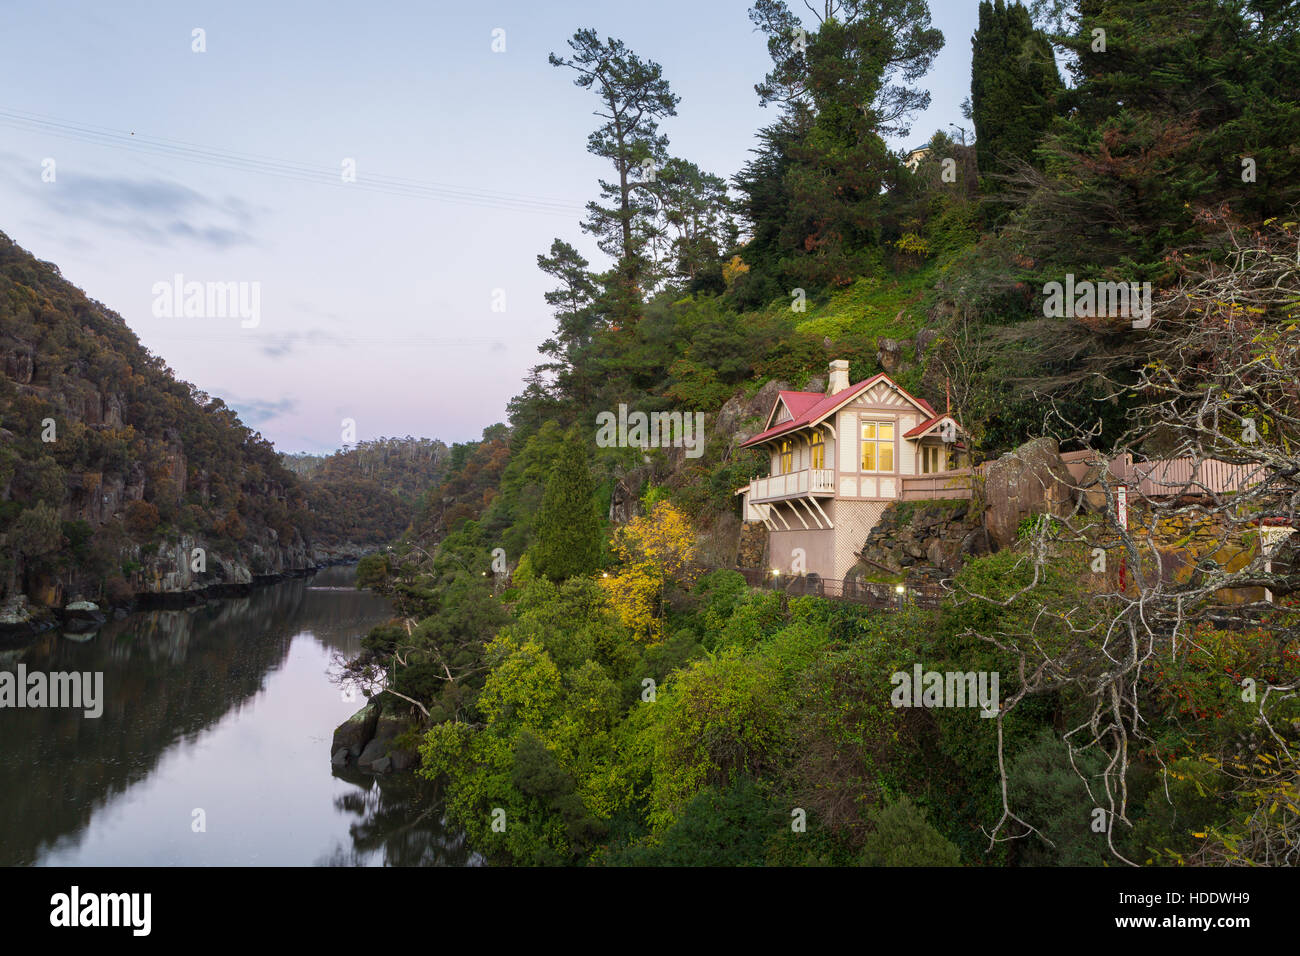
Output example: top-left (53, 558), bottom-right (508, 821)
top-left (0, 155), bottom-right (260, 250)
top-left (217, 393), bottom-right (297, 427)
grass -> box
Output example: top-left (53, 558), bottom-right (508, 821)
top-left (794, 264), bottom-right (939, 340)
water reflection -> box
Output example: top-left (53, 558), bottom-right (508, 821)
top-left (317, 771), bottom-right (480, 867)
top-left (0, 564), bottom-right (468, 866)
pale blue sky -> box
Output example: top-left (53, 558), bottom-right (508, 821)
top-left (0, 0), bottom-right (982, 453)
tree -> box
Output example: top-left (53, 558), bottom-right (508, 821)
top-left (550, 29), bottom-right (680, 322)
top-left (969, 0), bottom-right (1062, 192)
top-left (745, 0), bottom-right (945, 286)
top-left (601, 500), bottom-right (699, 641)
top-left (859, 795), bottom-right (963, 866)
top-left (533, 239), bottom-right (602, 410)
top-left (647, 158), bottom-right (737, 288)
top-left (11, 502), bottom-right (62, 570)
top-left (124, 500), bottom-right (161, 541)
top-left (960, 218), bottom-right (1300, 866)
top-left (528, 435), bottom-right (603, 582)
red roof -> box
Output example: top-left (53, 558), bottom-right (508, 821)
top-left (774, 391), bottom-right (824, 423)
top-left (903, 413), bottom-right (960, 439)
top-left (741, 373), bottom-right (946, 448)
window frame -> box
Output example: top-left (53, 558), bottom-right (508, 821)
top-left (860, 418), bottom-right (896, 474)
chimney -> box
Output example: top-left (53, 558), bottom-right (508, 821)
top-left (827, 359), bottom-right (850, 395)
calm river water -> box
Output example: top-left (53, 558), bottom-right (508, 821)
top-left (0, 564), bottom-right (475, 866)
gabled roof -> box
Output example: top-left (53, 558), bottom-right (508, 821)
top-left (904, 413), bottom-right (965, 440)
top-left (742, 373), bottom-right (947, 448)
top-left (766, 390), bottom-right (824, 430)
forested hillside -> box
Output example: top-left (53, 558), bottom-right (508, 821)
top-left (0, 232), bottom-right (320, 615)
top-left (344, 0), bottom-right (1300, 868)
top-left (282, 437), bottom-right (450, 546)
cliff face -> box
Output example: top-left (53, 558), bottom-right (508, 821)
top-left (0, 231), bottom-right (352, 621)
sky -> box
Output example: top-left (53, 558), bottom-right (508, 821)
top-left (0, 0), bottom-right (983, 454)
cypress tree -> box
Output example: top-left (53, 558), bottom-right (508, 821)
top-left (528, 435), bottom-right (603, 582)
top-left (970, 0), bottom-right (1063, 190)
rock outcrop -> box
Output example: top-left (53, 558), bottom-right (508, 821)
top-left (331, 697), bottom-right (420, 775)
top-left (982, 438), bottom-right (1078, 550)
top-left (857, 498), bottom-right (990, 581)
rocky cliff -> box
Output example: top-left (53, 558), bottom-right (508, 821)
top-left (0, 231), bottom-right (367, 634)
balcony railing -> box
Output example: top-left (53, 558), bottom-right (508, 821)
top-left (747, 468), bottom-right (835, 503)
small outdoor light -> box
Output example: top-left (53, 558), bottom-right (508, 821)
top-left (895, 583), bottom-right (906, 609)
top-left (772, 569), bottom-right (781, 577)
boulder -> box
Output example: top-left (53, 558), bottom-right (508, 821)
top-left (0, 595), bottom-right (56, 637)
top-left (914, 327), bottom-right (939, 357)
top-left (62, 600), bottom-right (106, 633)
top-left (982, 438), bottom-right (1078, 550)
top-left (357, 737), bottom-right (387, 770)
top-left (332, 700), bottom-right (381, 759)
top-left (357, 712), bottom-right (410, 771)
top-left (389, 748), bottom-right (418, 772)
top-left (1076, 461), bottom-right (1111, 513)
top-left (876, 337), bottom-right (905, 375)
top-left (331, 748), bottom-right (349, 768)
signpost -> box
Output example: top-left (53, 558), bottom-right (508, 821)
top-left (1116, 485), bottom-right (1128, 591)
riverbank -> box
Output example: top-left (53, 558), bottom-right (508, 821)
top-left (1, 563), bottom-right (467, 865)
top-left (0, 542), bottom-right (383, 643)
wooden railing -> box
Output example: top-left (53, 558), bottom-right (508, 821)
top-left (747, 468), bottom-right (836, 502)
top-left (1059, 450), bottom-right (1264, 497)
top-left (899, 468), bottom-right (976, 501)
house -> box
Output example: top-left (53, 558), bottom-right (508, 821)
top-left (736, 360), bottom-right (969, 581)
top-left (903, 143), bottom-right (932, 172)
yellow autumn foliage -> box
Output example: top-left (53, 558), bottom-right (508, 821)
top-left (599, 501), bottom-right (699, 643)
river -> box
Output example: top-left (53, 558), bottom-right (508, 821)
top-left (0, 564), bottom-right (476, 866)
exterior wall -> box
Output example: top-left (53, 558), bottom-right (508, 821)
top-left (766, 503), bottom-right (837, 577)
top-left (831, 499), bottom-right (888, 578)
top-left (758, 498), bottom-right (889, 580)
top-left (832, 383), bottom-right (923, 501)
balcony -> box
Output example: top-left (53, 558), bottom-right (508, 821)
top-left (747, 468), bottom-right (835, 503)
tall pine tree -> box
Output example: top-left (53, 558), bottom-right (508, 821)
top-left (969, 0), bottom-right (1063, 191)
top-left (527, 434), bottom-right (603, 582)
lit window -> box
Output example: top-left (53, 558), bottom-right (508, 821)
top-left (810, 430), bottom-right (825, 469)
top-left (861, 421), bottom-right (894, 472)
top-left (779, 440), bottom-right (792, 474)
